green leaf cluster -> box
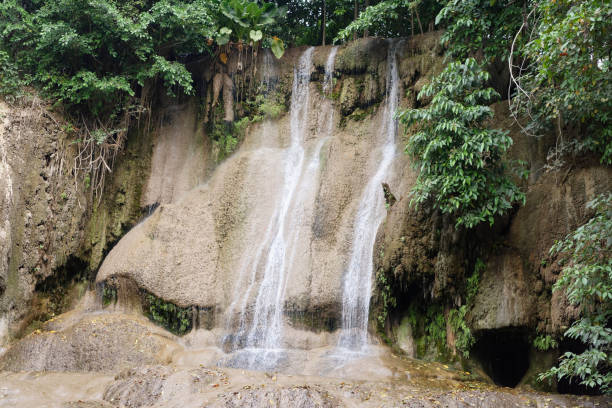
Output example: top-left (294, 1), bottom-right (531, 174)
top-left (448, 259), bottom-right (481, 358)
top-left (533, 334), bottom-right (558, 352)
top-left (144, 293), bottom-right (193, 336)
top-left (400, 58), bottom-right (526, 228)
top-left (514, 0), bottom-right (612, 164)
top-left (334, 0), bottom-right (443, 43)
top-left (0, 0), bottom-right (216, 118)
top-left (436, 0), bottom-right (525, 61)
top-left (539, 193), bottom-right (612, 393)
top-left (376, 264), bottom-right (397, 332)
top-left (216, 0), bottom-right (286, 57)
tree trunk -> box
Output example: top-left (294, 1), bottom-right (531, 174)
top-left (363, 0), bottom-right (369, 37)
top-left (415, 3), bottom-right (424, 35)
top-left (322, 0), bottom-right (326, 46)
top-left (353, 0), bottom-right (358, 41)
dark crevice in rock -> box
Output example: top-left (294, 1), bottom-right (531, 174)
top-left (142, 202), bottom-right (160, 218)
top-left (16, 256), bottom-right (90, 338)
top-left (285, 308), bottom-right (339, 333)
top-left (34, 256), bottom-right (89, 293)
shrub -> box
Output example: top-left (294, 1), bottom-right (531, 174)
top-left (539, 193), bottom-right (612, 393)
top-left (400, 58), bottom-right (526, 228)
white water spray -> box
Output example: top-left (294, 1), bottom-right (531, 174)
top-left (221, 47), bottom-right (317, 369)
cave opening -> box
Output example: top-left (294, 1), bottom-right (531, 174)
top-left (473, 328), bottom-right (530, 388)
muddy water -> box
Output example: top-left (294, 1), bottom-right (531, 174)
top-left (0, 292), bottom-right (609, 407)
top-left (1, 324), bottom-right (608, 408)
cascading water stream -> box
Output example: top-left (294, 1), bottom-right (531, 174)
top-left (244, 46), bottom-right (314, 362)
top-left (222, 50), bottom-right (279, 341)
top-left (221, 47), bottom-right (316, 370)
top-left (284, 45), bottom-right (338, 291)
top-left (338, 40), bottom-right (403, 351)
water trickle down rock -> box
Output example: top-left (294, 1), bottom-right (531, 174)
top-left (338, 39), bottom-right (403, 351)
top-left (94, 38), bottom-right (419, 366)
top-left (219, 46), bottom-right (342, 370)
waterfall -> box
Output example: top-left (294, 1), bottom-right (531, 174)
top-left (338, 40), bottom-right (402, 351)
top-left (222, 49), bottom-right (280, 342)
top-left (221, 47), bottom-right (316, 370)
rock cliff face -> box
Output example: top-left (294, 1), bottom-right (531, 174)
top-left (374, 101), bottom-right (612, 388)
top-left (0, 97), bottom-right (88, 349)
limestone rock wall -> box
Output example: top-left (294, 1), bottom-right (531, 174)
top-left (0, 97), bottom-right (88, 348)
top-left (374, 100), bottom-right (612, 387)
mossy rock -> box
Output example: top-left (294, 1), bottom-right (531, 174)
top-left (335, 38), bottom-right (388, 75)
top-left (339, 77), bottom-right (358, 116)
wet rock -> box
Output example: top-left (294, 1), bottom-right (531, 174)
top-left (103, 366), bottom-right (171, 408)
top-left (470, 250), bottom-right (536, 330)
top-left (63, 402), bottom-right (113, 408)
top-left (0, 98), bottom-right (88, 347)
top-left (335, 37), bottom-right (388, 75)
top-left (0, 312), bottom-right (181, 372)
top-left (339, 77), bottom-right (358, 115)
top-left (217, 386), bottom-right (339, 408)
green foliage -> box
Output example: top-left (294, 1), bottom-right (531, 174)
top-left (400, 58), bottom-right (526, 228)
top-left (448, 306), bottom-right (472, 358)
top-left (376, 266), bottom-right (397, 332)
top-left (212, 121), bottom-right (239, 160)
top-left (0, 50), bottom-right (24, 98)
top-left (246, 93), bottom-right (286, 120)
top-left (533, 334), bottom-right (558, 352)
top-left (216, 0), bottom-right (286, 57)
top-left (143, 293), bottom-right (193, 336)
top-left (466, 258), bottom-right (483, 303)
top-left (513, 0), bottom-right (612, 165)
top-left (0, 0), bottom-right (217, 115)
top-left (406, 304), bottom-right (448, 359)
top-left (424, 306), bottom-right (447, 354)
top-left (102, 284), bottom-right (117, 307)
top-left (335, 0), bottom-right (442, 43)
top-left (436, 0), bottom-right (525, 61)
top-left (448, 259), bottom-right (481, 358)
top-left (271, 0), bottom-right (357, 46)
top-left (335, 0), bottom-right (399, 42)
top-left (258, 99), bottom-right (285, 119)
top-left (539, 193), bottom-right (612, 393)
top-left (209, 105), bottom-right (251, 161)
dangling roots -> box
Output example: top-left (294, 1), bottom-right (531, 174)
top-left (73, 98), bottom-right (150, 204)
